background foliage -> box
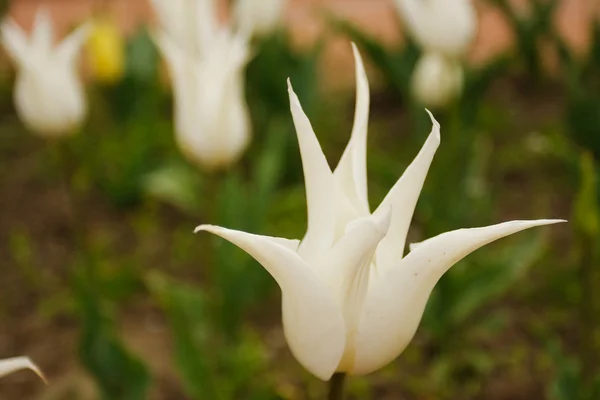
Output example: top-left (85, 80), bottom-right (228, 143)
top-left (0, 1), bottom-right (598, 399)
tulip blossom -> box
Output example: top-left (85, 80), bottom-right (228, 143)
top-left (155, 31), bottom-right (251, 169)
top-left (394, 0), bottom-right (477, 108)
top-left (1, 9), bottom-right (89, 138)
top-left (0, 357), bottom-right (45, 382)
top-left (195, 45), bottom-right (563, 380)
top-left (394, 0), bottom-right (476, 58)
top-left (151, 0), bottom-right (252, 169)
top-left (234, 0), bottom-right (287, 38)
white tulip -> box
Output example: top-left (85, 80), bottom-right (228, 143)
top-left (394, 0), bottom-right (477, 58)
top-left (234, 0), bottom-right (286, 38)
top-left (0, 356), bottom-right (45, 382)
top-left (150, 0), bottom-right (217, 58)
top-left (411, 52), bottom-right (464, 108)
top-left (1, 9), bottom-right (89, 138)
top-left (195, 45), bottom-right (564, 380)
top-left (155, 30), bottom-right (251, 169)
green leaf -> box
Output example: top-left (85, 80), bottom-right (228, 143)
top-left (143, 161), bottom-right (204, 215)
top-left (573, 151), bottom-right (599, 238)
top-left (75, 269), bottom-right (150, 400)
top-left (146, 271), bottom-right (218, 400)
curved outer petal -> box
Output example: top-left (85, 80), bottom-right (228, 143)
top-left (333, 43), bottom-right (370, 217)
top-left (374, 110), bottom-right (440, 274)
top-left (1, 19), bottom-right (30, 68)
top-left (352, 219), bottom-right (565, 375)
top-left (394, 0), bottom-right (477, 57)
top-left (195, 225), bottom-right (345, 380)
top-left (0, 357), bottom-right (46, 382)
top-left (317, 207), bottom-right (392, 372)
top-left (152, 31), bottom-right (191, 129)
top-left (288, 80), bottom-right (336, 260)
top-left (56, 22), bottom-right (91, 66)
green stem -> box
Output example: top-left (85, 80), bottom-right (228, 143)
top-left (52, 139), bottom-right (98, 291)
top-left (328, 373), bottom-right (346, 400)
top-left (580, 234), bottom-right (595, 386)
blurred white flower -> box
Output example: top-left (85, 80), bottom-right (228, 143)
top-left (195, 45), bottom-right (564, 380)
top-left (394, 0), bottom-right (477, 58)
top-left (0, 356), bottom-right (46, 382)
top-left (155, 30), bottom-right (251, 169)
top-left (234, 0), bottom-right (286, 38)
top-left (411, 52), bottom-right (464, 109)
top-left (395, 0), bottom-right (477, 107)
top-left (152, 0), bottom-right (252, 169)
top-left (1, 9), bottom-right (89, 138)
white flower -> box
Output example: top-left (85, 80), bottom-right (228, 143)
top-left (155, 30), bottom-right (251, 169)
top-left (234, 0), bottom-right (286, 38)
top-left (1, 9), bottom-right (89, 138)
top-left (0, 356), bottom-right (45, 382)
top-left (152, 0), bottom-right (252, 169)
top-left (411, 52), bottom-right (464, 108)
top-left (394, 0), bottom-right (477, 58)
top-left (195, 45), bottom-right (564, 380)
top-left (395, 0), bottom-right (476, 107)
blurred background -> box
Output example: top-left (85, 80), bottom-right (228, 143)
top-left (0, 0), bottom-right (598, 399)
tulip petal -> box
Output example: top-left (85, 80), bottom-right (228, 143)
top-left (288, 80), bottom-right (336, 259)
top-left (318, 207), bottom-right (391, 371)
top-left (374, 110), bottom-right (440, 274)
top-left (56, 22), bottom-right (91, 66)
top-left (0, 357), bottom-right (46, 383)
top-left (31, 8), bottom-right (54, 54)
top-left (352, 219), bottom-right (565, 375)
top-left (195, 225), bottom-right (345, 380)
top-left (152, 31), bottom-right (193, 130)
top-left (333, 43), bottom-right (370, 216)
top-left (0, 19), bottom-right (29, 67)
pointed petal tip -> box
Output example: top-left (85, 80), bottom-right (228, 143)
top-left (424, 109), bottom-right (441, 141)
top-left (194, 224), bottom-right (215, 234)
top-left (287, 79), bottom-right (302, 108)
top-left (0, 357), bottom-right (47, 384)
top-left (350, 41), bottom-right (359, 56)
top-left (20, 357), bottom-right (46, 384)
top-left (514, 218), bottom-right (567, 227)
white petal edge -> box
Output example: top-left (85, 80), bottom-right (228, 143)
top-left (195, 224), bottom-right (345, 380)
top-left (1, 18), bottom-right (29, 67)
top-left (374, 109), bottom-right (440, 274)
top-left (56, 22), bottom-right (91, 66)
top-left (0, 357), bottom-right (46, 383)
top-left (352, 219), bottom-right (565, 375)
top-left (31, 8), bottom-right (54, 54)
top-left (287, 79), bottom-right (336, 259)
top-left (333, 43), bottom-right (370, 215)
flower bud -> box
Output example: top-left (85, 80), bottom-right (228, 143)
top-left (86, 16), bottom-right (125, 84)
top-left (411, 52), bottom-right (464, 108)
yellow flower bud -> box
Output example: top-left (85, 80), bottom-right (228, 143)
top-left (86, 17), bottom-right (125, 84)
